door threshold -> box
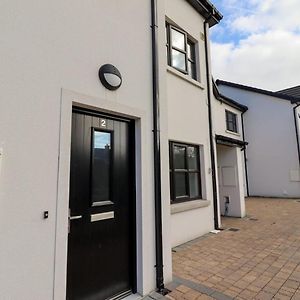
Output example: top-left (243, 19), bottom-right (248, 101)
top-left (122, 294), bottom-right (142, 300)
top-left (109, 290), bottom-right (134, 300)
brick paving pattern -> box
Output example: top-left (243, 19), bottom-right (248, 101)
top-left (167, 198), bottom-right (300, 299)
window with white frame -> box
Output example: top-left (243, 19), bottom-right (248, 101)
top-left (169, 141), bottom-right (202, 203)
top-left (226, 110), bottom-right (238, 133)
top-left (166, 23), bottom-right (197, 80)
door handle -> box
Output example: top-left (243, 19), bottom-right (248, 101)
top-left (68, 209), bottom-right (82, 233)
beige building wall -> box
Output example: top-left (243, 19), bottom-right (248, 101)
top-left (164, 0), bottom-right (216, 247)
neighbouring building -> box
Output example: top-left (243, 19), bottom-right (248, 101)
top-left (0, 1), bottom-right (223, 299)
top-left (212, 82), bottom-right (248, 219)
top-left (217, 80), bottom-right (300, 199)
top-left (279, 86), bottom-right (300, 176)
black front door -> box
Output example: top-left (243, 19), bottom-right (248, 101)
top-left (67, 108), bottom-right (135, 300)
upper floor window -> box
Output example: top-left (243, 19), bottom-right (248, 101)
top-left (166, 23), bottom-right (197, 80)
top-left (226, 110), bottom-right (238, 133)
top-left (169, 141), bottom-right (202, 203)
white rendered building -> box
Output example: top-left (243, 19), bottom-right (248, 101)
top-left (212, 82), bottom-right (248, 219)
top-left (0, 0), bottom-right (223, 299)
top-left (217, 80), bottom-right (300, 199)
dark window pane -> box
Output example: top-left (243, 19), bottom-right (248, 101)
top-left (169, 141), bottom-right (202, 202)
top-left (226, 111), bottom-right (237, 132)
top-left (174, 145), bottom-right (186, 169)
top-left (171, 49), bottom-right (186, 72)
top-left (175, 173), bottom-right (188, 197)
top-left (171, 28), bottom-right (185, 50)
top-left (228, 122), bottom-right (235, 132)
top-left (189, 173), bottom-right (200, 198)
top-left (187, 42), bottom-right (195, 60)
top-left (188, 61), bottom-right (196, 79)
top-left (187, 146), bottom-right (198, 170)
top-left (92, 131), bottom-right (111, 203)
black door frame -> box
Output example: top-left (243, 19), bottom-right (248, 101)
top-left (68, 106), bottom-right (137, 297)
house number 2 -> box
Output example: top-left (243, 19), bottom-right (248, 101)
top-left (100, 119), bottom-right (107, 128)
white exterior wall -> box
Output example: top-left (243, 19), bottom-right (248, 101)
top-left (212, 102), bottom-right (244, 142)
top-left (216, 145), bottom-right (246, 217)
top-left (218, 85), bottom-right (300, 198)
top-left (0, 1), bottom-right (173, 298)
top-left (164, 0), bottom-right (215, 247)
top-left (212, 98), bottom-right (246, 218)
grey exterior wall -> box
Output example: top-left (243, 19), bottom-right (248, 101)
top-left (218, 85), bottom-right (300, 198)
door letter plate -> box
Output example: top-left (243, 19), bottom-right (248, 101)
top-left (91, 211), bottom-right (114, 222)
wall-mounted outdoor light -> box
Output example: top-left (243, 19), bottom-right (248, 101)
top-left (98, 64), bottom-right (122, 91)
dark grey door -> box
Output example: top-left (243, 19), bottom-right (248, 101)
top-left (67, 108), bottom-right (135, 300)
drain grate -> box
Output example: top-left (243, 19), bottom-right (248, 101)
top-left (228, 228), bottom-right (240, 232)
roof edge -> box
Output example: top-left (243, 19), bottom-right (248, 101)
top-left (213, 80), bottom-right (248, 112)
top-left (216, 80), bottom-right (300, 104)
top-left (278, 86), bottom-right (300, 103)
top-left (186, 0), bottom-right (223, 27)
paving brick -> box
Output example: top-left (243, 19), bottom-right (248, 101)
top-left (255, 291), bottom-right (274, 300)
top-left (238, 288), bottom-right (258, 299)
top-left (291, 291), bottom-right (300, 300)
top-left (196, 294), bottom-right (214, 300)
top-left (283, 279), bottom-right (300, 289)
top-left (184, 289), bottom-right (201, 300)
top-left (246, 284), bottom-right (262, 293)
top-left (280, 285), bottom-right (297, 295)
top-left (233, 280), bottom-right (250, 289)
top-left (274, 293), bottom-right (294, 300)
top-left (223, 289), bottom-right (239, 298)
top-left (276, 288), bottom-right (295, 298)
top-left (176, 285), bottom-right (191, 293)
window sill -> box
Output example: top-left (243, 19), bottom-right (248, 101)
top-left (167, 66), bottom-right (204, 89)
top-left (171, 199), bottom-right (210, 215)
top-left (226, 130), bottom-right (240, 137)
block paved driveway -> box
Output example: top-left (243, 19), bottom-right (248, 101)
top-left (166, 198), bottom-right (300, 300)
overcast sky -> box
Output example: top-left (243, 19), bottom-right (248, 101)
top-left (210, 0), bottom-right (300, 91)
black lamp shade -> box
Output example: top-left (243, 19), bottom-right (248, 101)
top-left (98, 64), bottom-right (122, 91)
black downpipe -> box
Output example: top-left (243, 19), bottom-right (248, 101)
top-left (294, 103), bottom-right (300, 166)
top-left (241, 111), bottom-right (250, 196)
top-left (150, 0), bottom-right (165, 292)
top-left (204, 19), bottom-right (220, 230)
